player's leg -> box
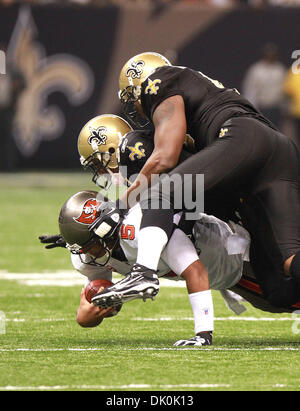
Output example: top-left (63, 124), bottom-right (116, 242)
top-left (100, 119), bottom-right (262, 305)
top-left (174, 260), bottom-right (213, 347)
top-left (285, 252), bottom-right (300, 289)
top-left (240, 179), bottom-right (300, 307)
top-left (93, 118), bottom-right (299, 307)
top-left (136, 117), bottom-right (275, 270)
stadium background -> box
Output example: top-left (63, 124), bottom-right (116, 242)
top-left (0, 0), bottom-right (300, 170)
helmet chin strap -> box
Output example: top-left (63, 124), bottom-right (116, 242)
top-left (119, 86), bottom-right (150, 128)
top-left (81, 149), bottom-right (115, 190)
top-left (93, 166), bottom-right (114, 190)
top-left (122, 100), bottom-right (150, 129)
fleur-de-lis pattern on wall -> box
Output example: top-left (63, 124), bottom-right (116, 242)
top-left (7, 6), bottom-right (94, 156)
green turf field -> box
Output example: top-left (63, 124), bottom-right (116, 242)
top-left (1, 172), bottom-right (300, 392)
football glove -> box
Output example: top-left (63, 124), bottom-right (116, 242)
top-left (173, 331), bottom-right (213, 347)
top-left (89, 203), bottom-right (125, 240)
top-left (39, 234), bottom-right (67, 249)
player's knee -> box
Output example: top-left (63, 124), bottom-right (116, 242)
top-left (288, 252), bottom-right (300, 283)
top-left (266, 292), bottom-right (285, 308)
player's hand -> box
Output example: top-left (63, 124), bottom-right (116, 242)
top-left (89, 203), bottom-right (125, 239)
top-left (78, 287), bottom-right (120, 327)
top-left (98, 306), bottom-right (120, 318)
top-left (39, 234), bottom-right (67, 249)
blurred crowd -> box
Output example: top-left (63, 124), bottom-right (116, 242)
top-left (242, 43), bottom-right (300, 148)
top-left (1, 0), bottom-right (300, 8)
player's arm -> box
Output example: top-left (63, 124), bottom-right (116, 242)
top-left (76, 287), bottom-right (116, 328)
top-left (91, 96), bottom-right (187, 238)
top-left (120, 95), bottom-right (187, 207)
top-left (71, 253), bottom-right (118, 327)
top-left (150, 94), bottom-right (187, 171)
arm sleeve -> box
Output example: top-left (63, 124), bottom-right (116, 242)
top-left (70, 253), bottom-right (113, 284)
top-left (160, 228), bottom-right (199, 276)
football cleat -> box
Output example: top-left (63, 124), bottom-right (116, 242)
top-left (91, 264), bottom-right (160, 308)
top-left (173, 332), bottom-right (213, 347)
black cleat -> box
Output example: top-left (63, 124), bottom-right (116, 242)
top-left (91, 264), bottom-right (160, 308)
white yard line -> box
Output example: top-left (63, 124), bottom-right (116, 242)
top-left (2, 382), bottom-right (298, 390)
top-left (0, 271), bottom-right (185, 287)
top-left (133, 316), bottom-right (297, 321)
top-left (3, 316), bottom-right (297, 323)
top-left (0, 347), bottom-right (299, 352)
top-left (0, 383), bottom-right (230, 390)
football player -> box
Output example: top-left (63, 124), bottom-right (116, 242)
top-left (91, 52), bottom-right (300, 311)
top-left (76, 112), bottom-right (195, 189)
top-left (40, 129), bottom-right (300, 346)
top-left (42, 189), bottom-right (250, 346)
top-left (77, 114), bottom-right (133, 189)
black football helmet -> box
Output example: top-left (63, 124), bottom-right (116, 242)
top-left (58, 191), bottom-right (119, 266)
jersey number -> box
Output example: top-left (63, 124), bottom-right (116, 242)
top-left (198, 71), bottom-right (224, 89)
top-left (121, 224), bottom-right (135, 240)
top-left (198, 70), bottom-right (240, 94)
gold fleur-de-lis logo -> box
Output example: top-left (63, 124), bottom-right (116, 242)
top-left (88, 126), bottom-right (107, 146)
top-left (126, 60), bottom-right (145, 80)
top-left (128, 142), bottom-right (146, 161)
top-left (219, 128), bottom-right (228, 138)
top-left (7, 6), bottom-right (94, 156)
top-left (145, 78), bottom-right (161, 95)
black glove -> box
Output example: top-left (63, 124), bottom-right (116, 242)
top-left (39, 234), bottom-right (67, 249)
top-left (89, 203), bottom-right (125, 240)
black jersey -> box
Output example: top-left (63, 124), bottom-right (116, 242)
top-left (119, 129), bottom-right (192, 181)
top-left (140, 65), bottom-right (277, 150)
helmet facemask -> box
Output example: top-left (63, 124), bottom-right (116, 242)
top-left (67, 234), bottom-right (119, 267)
top-left (80, 148), bottom-right (117, 190)
top-left (119, 86), bottom-right (149, 129)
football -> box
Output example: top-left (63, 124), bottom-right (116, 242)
top-left (84, 279), bottom-right (113, 303)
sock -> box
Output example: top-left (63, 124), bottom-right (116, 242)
top-left (136, 226), bottom-right (168, 271)
top-left (290, 252), bottom-right (300, 287)
top-left (188, 290), bottom-right (214, 334)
